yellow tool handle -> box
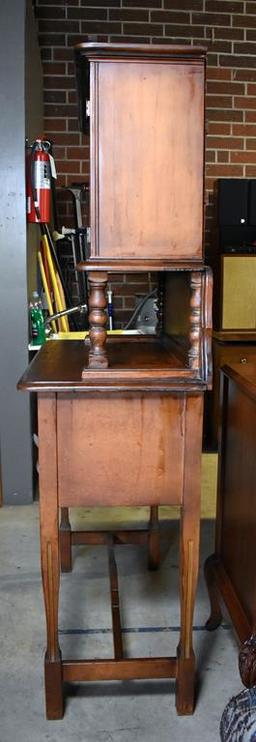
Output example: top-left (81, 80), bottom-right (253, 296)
top-left (56, 272), bottom-right (70, 331)
top-left (42, 233), bottom-right (68, 332)
top-left (37, 251), bottom-right (57, 333)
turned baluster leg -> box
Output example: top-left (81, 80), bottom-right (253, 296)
top-left (148, 506), bottom-right (160, 571)
top-left (60, 507), bottom-right (72, 573)
top-left (156, 274), bottom-right (165, 336)
top-left (84, 271), bottom-right (108, 371)
top-left (188, 272), bottom-right (202, 373)
top-left (38, 395), bottom-right (64, 720)
top-left (176, 395), bottom-right (203, 715)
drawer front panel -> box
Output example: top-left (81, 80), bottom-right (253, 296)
top-left (215, 343), bottom-right (256, 368)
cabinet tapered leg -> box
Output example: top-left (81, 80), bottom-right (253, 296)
top-left (176, 396), bottom-right (202, 715)
top-left (60, 507), bottom-right (72, 573)
top-left (38, 395), bottom-right (64, 720)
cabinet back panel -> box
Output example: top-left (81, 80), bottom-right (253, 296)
top-left (91, 61), bottom-right (204, 260)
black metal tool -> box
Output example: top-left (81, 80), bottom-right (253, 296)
top-left (65, 182), bottom-right (88, 228)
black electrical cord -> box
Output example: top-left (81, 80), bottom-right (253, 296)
top-left (124, 288), bottom-right (158, 330)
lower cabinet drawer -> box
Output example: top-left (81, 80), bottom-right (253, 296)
top-left (206, 342), bottom-right (256, 449)
top-left (217, 345), bottom-right (256, 367)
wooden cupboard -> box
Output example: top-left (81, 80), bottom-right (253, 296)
top-left (75, 43), bottom-right (206, 264)
top-left (205, 363), bottom-right (256, 689)
top-left (19, 44), bottom-right (212, 719)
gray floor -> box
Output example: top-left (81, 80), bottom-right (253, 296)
top-left (0, 505), bottom-right (242, 742)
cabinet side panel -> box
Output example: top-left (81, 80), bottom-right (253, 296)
top-left (57, 394), bottom-right (185, 507)
top-left (91, 61), bottom-right (204, 260)
top-left (221, 381), bottom-right (256, 626)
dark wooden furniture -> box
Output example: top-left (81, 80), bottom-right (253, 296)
top-left (212, 179), bottom-right (256, 335)
top-left (19, 43), bottom-right (212, 719)
top-left (205, 363), bottom-right (256, 686)
top-left (75, 43), bottom-right (206, 263)
top-left (205, 176), bottom-right (256, 449)
top-left (206, 330), bottom-right (256, 448)
top-left (19, 332), bottom-right (211, 719)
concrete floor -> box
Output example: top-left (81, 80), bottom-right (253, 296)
top-left (0, 505), bottom-right (243, 742)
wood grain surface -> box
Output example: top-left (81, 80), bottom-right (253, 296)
top-left (57, 393), bottom-right (186, 507)
top-left (90, 61), bottom-right (204, 260)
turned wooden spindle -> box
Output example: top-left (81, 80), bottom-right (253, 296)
top-left (85, 271), bottom-right (108, 371)
top-left (156, 274), bottom-right (165, 335)
top-left (188, 272), bottom-right (202, 372)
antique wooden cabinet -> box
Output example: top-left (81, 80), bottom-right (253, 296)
top-left (207, 329), bottom-right (256, 449)
top-left (205, 363), bottom-right (256, 689)
top-left (75, 43), bottom-right (205, 264)
top-left (19, 44), bottom-right (212, 720)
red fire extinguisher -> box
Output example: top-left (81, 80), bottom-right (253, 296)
top-left (26, 139), bottom-right (52, 223)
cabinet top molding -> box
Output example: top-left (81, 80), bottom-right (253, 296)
top-left (75, 42), bottom-right (207, 63)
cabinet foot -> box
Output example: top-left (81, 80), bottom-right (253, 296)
top-left (44, 653), bottom-right (64, 720)
top-left (204, 555), bottom-right (223, 631)
top-left (239, 635), bottom-right (256, 688)
top-left (176, 649), bottom-right (196, 715)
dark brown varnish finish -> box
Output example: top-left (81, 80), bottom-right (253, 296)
top-left (206, 330), bottom-right (256, 448)
top-left (18, 44), bottom-right (212, 720)
top-left (205, 363), bottom-right (256, 687)
top-left (19, 350), bottom-right (206, 719)
top-left (76, 43), bottom-right (206, 263)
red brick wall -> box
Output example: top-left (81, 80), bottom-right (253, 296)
top-left (36, 0), bottom-right (256, 325)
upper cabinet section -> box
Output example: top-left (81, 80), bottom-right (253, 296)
top-left (75, 44), bottom-right (206, 264)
